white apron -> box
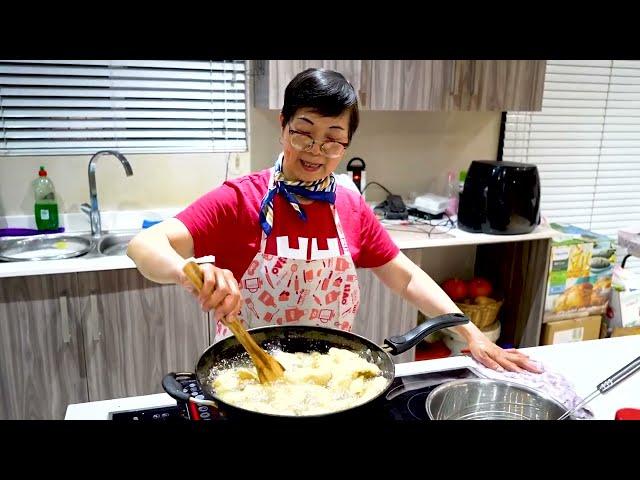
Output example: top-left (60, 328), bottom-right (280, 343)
top-left (215, 170), bottom-right (361, 340)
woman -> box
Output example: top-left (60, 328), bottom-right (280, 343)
top-left (127, 68), bottom-right (540, 373)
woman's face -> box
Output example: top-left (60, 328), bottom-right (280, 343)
top-left (280, 108), bottom-right (351, 182)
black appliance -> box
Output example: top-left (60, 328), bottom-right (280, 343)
top-left (346, 157), bottom-right (366, 193)
top-left (457, 160), bottom-right (541, 235)
top-left (110, 367), bottom-right (479, 421)
top-left (374, 194), bottom-right (409, 220)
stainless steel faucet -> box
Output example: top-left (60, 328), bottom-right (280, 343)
top-left (81, 150), bottom-right (133, 238)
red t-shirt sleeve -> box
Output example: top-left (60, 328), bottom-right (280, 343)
top-left (174, 184), bottom-right (239, 259)
top-left (355, 195), bottom-right (400, 268)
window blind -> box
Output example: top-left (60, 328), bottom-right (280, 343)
top-left (0, 60), bottom-right (247, 155)
top-left (503, 60), bottom-right (640, 271)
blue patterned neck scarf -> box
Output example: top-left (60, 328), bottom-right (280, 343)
top-left (259, 153), bottom-right (336, 236)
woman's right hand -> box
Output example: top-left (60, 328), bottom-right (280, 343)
top-left (177, 262), bottom-right (242, 323)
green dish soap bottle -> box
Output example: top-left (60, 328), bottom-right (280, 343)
top-left (33, 166), bottom-right (59, 231)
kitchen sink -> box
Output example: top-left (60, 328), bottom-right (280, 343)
top-left (0, 230), bottom-right (141, 261)
top-left (96, 232), bottom-right (137, 256)
top-left (0, 233), bottom-right (94, 262)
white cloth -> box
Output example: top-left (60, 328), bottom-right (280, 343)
top-left (471, 359), bottom-right (595, 419)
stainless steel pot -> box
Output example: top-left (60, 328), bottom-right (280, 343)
top-left (425, 378), bottom-right (575, 420)
top-left (426, 354), bottom-right (640, 420)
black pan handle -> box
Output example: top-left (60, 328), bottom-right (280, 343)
top-left (382, 313), bottom-right (469, 355)
top-left (162, 372), bottom-right (217, 407)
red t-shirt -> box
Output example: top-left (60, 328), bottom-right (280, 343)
top-left (175, 169), bottom-right (399, 282)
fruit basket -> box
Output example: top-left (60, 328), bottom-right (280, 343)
top-left (455, 297), bottom-right (503, 329)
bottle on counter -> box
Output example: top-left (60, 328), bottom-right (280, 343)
top-left (445, 171), bottom-right (459, 216)
top-left (33, 166), bottom-right (59, 231)
top-left (458, 170), bottom-right (467, 193)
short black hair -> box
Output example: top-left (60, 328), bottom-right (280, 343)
top-left (281, 68), bottom-right (360, 142)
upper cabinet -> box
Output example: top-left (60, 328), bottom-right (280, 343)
top-left (253, 60), bottom-right (546, 112)
top-left (361, 60), bottom-right (450, 110)
top-left (253, 60), bottom-right (362, 110)
top-left (461, 60), bottom-right (547, 111)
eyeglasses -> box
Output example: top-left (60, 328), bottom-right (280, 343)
top-left (287, 126), bottom-right (349, 158)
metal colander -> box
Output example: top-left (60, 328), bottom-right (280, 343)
top-left (425, 378), bottom-right (572, 420)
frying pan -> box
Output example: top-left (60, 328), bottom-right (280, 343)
top-left (162, 313), bottom-right (468, 419)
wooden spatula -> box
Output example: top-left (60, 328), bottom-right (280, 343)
top-left (182, 260), bottom-right (285, 384)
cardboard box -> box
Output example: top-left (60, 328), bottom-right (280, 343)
top-left (543, 223), bottom-right (616, 323)
top-left (541, 315), bottom-right (602, 345)
top-left (612, 326), bottom-right (640, 337)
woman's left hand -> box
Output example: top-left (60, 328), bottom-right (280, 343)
top-left (467, 335), bottom-right (543, 373)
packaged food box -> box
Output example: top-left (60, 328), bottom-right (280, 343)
top-left (543, 223), bottom-right (616, 323)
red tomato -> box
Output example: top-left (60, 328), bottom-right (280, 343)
top-left (441, 278), bottom-right (468, 301)
top-left (468, 277), bottom-right (493, 298)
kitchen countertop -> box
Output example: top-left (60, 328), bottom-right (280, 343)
top-left (382, 221), bottom-right (554, 249)
top-left (0, 249), bottom-right (216, 278)
top-left (0, 214), bottom-right (554, 279)
top-left (64, 335), bottom-right (640, 420)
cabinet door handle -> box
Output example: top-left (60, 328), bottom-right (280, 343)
top-left (359, 90), bottom-right (367, 108)
top-left (59, 295), bottom-right (71, 344)
top-left (89, 293), bottom-right (101, 341)
top-left (449, 62), bottom-right (458, 95)
top-left (470, 61), bottom-right (477, 96)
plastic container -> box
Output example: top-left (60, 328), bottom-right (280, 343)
top-left (445, 171), bottom-right (458, 216)
top-left (142, 219), bottom-right (162, 229)
top-left (415, 340), bottom-right (452, 361)
top-left (443, 320), bottom-right (501, 355)
top-left (615, 408), bottom-right (640, 420)
top-left (141, 212), bottom-right (164, 229)
top-left (33, 166), bottom-right (59, 231)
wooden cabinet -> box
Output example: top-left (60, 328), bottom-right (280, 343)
top-left (254, 60), bottom-right (546, 112)
top-left (475, 239), bottom-right (552, 348)
top-left (361, 60), bottom-right (546, 111)
top-left (253, 60), bottom-right (363, 110)
top-left (0, 269), bottom-right (209, 419)
top-left (461, 60), bottom-right (546, 111)
top-left (354, 248), bottom-right (423, 364)
top-left (360, 60), bottom-right (450, 110)
top-left (77, 269), bottom-right (209, 401)
top-left (0, 274), bottom-right (87, 420)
